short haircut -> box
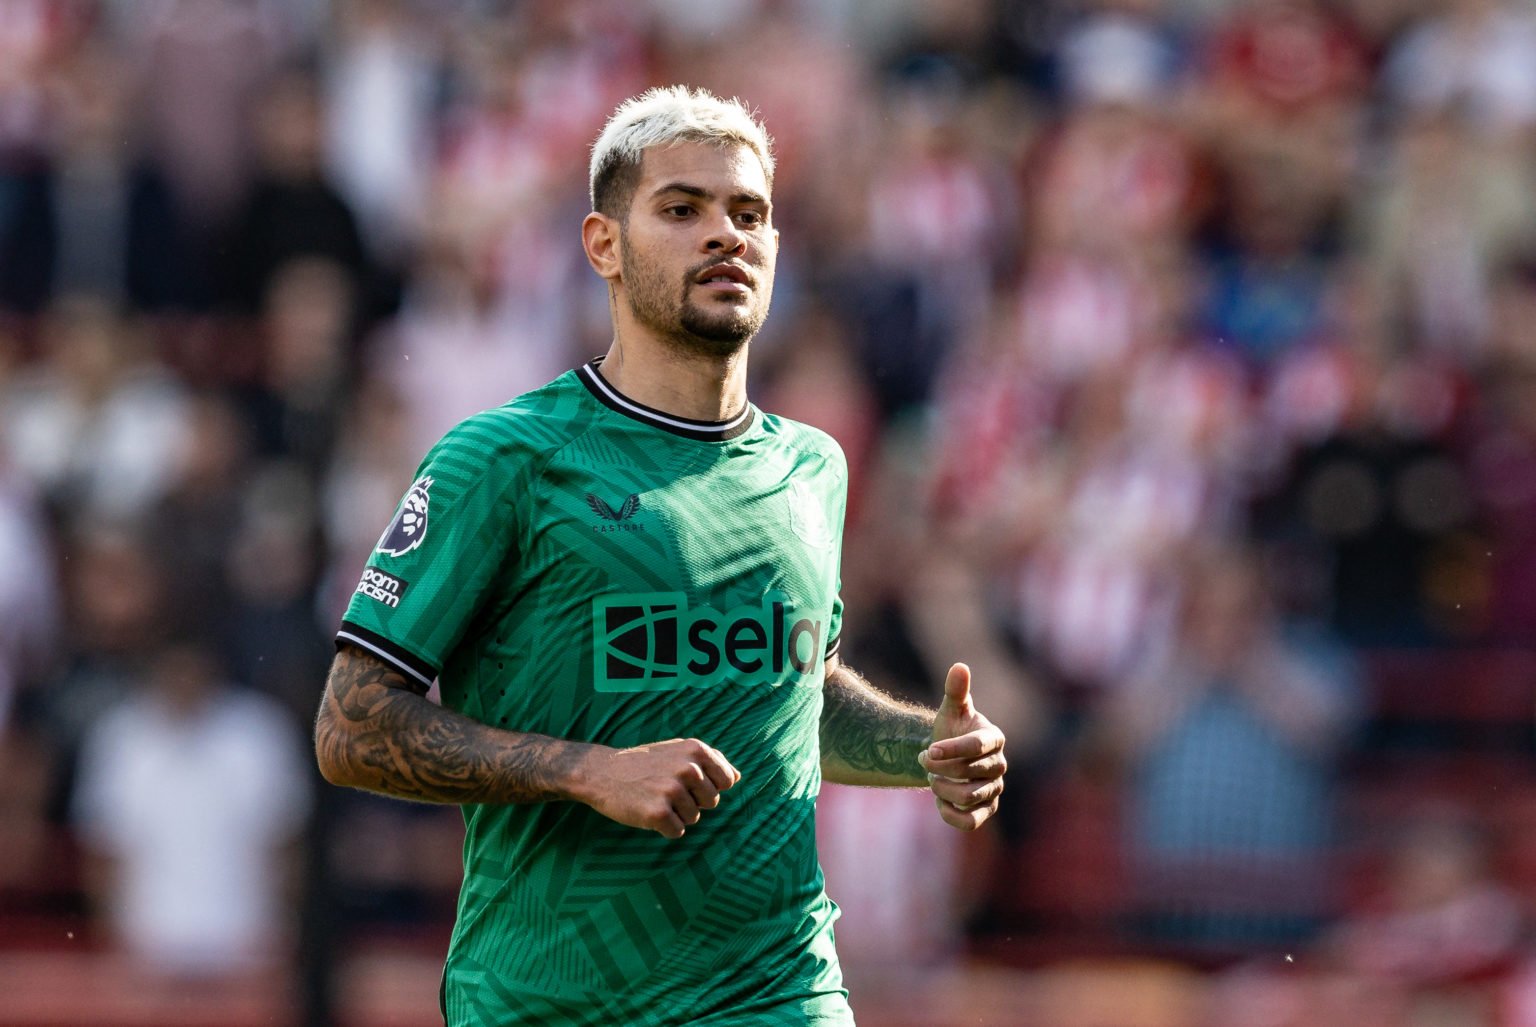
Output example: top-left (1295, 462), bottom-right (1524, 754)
top-left (588, 85), bottom-right (774, 218)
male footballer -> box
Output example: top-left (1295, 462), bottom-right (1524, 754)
top-left (314, 85), bottom-right (1007, 1026)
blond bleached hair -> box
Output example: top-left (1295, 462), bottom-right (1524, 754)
top-left (588, 85), bottom-right (775, 217)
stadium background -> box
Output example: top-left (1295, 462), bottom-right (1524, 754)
top-left (1, 0), bottom-right (1534, 1024)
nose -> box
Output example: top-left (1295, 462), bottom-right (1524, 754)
top-left (703, 214), bottom-right (747, 256)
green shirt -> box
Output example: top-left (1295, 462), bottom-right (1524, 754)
top-left (338, 359), bottom-right (853, 1026)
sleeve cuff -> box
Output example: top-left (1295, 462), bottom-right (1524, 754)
top-left (336, 622), bottom-right (439, 688)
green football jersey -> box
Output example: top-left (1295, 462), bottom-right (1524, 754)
top-left (338, 358), bottom-right (853, 1026)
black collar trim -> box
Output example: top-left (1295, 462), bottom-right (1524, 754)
top-left (577, 357), bottom-right (755, 441)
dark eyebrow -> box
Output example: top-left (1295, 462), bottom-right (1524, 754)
top-left (652, 182), bottom-right (770, 207)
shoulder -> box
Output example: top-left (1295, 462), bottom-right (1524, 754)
top-left (430, 371), bottom-right (599, 472)
top-left (755, 411), bottom-right (847, 476)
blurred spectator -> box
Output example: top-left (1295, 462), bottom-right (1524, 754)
top-left (1017, 367), bottom-right (1235, 694)
top-left (146, 390), bottom-right (251, 647)
top-left (1056, 1), bottom-right (1181, 114)
top-left (323, 790), bottom-right (464, 928)
top-left (239, 256), bottom-right (357, 473)
top-left (677, 1), bottom-right (866, 197)
top-left (816, 785), bottom-right (966, 971)
top-left (369, 236), bottom-right (579, 460)
top-left (318, 374), bottom-right (418, 622)
top-left (0, 296), bottom-right (191, 524)
top-left (0, 40), bottom-right (191, 314)
top-left (756, 301), bottom-right (882, 514)
top-left (882, 0), bottom-right (1013, 90)
top-left (498, 1), bottom-right (648, 169)
top-left (924, 295), bottom-right (1058, 530)
top-left (1383, 0), bottom-right (1536, 140)
top-left (1197, 0), bottom-right (1370, 129)
top-left (1026, 100), bottom-right (1200, 273)
top-left (1197, 131), bottom-right (1345, 366)
top-left (0, 1), bottom-right (92, 163)
top-left (220, 65), bottom-right (371, 315)
top-left (410, 6), bottom-right (630, 368)
top-left (1189, 0), bottom-right (1368, 267)
top-left (117, 0), bottom-right (294, 232)
top-left (321, 0), bottom-right (439, 266)
top-left (0, 456), bottom-right (57, 735)
top-left (1260, 353), bottom-right (1474, 644)
top-left (20, 522), bottom-right (165, 870)
top-left (1103, 546), bottom-right (1362, 949)
top-left (1468, 334), bottom-right (1536, 642)
top-left (1488, 251), bottom-right (1536, 368)
top-left (224, 461), bottom-right (331, 720)
top-left (1361, 104), bottom-right (1536, 363)
top-left (1330, 812), bottom-right (1522, 985)
top-left (833, 87), bottom-right (1019, 418)
top-left (72, 639), bottom-right (311, 976)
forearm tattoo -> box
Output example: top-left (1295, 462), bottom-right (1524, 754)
top-left (316, 645), bottom-right (585, 805)
top-left (819, 663), bottom-right (932, 785)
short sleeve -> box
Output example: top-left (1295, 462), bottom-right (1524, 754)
top-left (825, 588), bottom-right (843, 660)
top-left (337, 415), bottom-right (530, 686)
top-left (823, 439), bottom-right (848, 662)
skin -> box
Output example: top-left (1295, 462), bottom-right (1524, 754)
top-left (316, 644), bottom-right (739, 839)
top-left (580, 140), bottom-right (772, 420)
top-left (314, 138), bottom-right (1006, 836)
top-left (822, 657), bottom-right (1006, 830)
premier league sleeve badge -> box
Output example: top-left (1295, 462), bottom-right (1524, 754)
top-left (376, 476), bottom-right (435, 557)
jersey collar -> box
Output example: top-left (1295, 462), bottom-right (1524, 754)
top-left (578, 357), bottom-right (756, 442)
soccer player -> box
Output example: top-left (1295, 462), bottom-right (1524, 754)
top-left (313, 86), bottom-right (1007, 1026)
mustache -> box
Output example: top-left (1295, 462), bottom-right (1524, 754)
top-left (685, 259), bottom-right (755, 287)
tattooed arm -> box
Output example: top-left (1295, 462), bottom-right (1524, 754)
top-left (819, 655), bottom-right (1008, 831)
top-left (818, 657), bottom-right (932, 787)
top-left (314, 644), bottom-right (740, 838)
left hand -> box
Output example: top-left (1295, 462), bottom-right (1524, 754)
top-left (921, 663), bottom-right (1007, 830)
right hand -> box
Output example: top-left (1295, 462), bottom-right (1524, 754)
top-left (574, 738), bottom-right (740, 839)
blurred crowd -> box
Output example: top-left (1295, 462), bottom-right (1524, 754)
top-left (1, 0), bottom-right (1535, 1023)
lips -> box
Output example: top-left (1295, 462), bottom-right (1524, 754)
top-left (695, 263), bottom-right (752, 288)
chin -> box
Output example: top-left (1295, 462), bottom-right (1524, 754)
top-left (671, 329), bottom-right (752, 358)
top-left (679, 310), bottom-right (764, 351)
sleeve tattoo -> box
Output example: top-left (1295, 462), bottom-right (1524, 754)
top-left (819, 660), bottom-right (933, 787)
top-left (314, 644), bottom-right (586, 805)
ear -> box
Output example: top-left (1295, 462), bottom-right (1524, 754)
top-left (582, 212), bottom-right (623, 284)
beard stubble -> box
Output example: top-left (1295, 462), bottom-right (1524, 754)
top-left (619, 234), bottom-right (769, 357)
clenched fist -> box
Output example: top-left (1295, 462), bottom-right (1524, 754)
top-left (572, 738), bottom-right (741, 839)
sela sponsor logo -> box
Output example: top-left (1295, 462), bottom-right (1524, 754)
top-left (592, 590), bottom-right (825, 692)
top-left (586, 492), bottom-right (644, 533)
top-left (356, 567), bottom-right (409, 608)
top-left (377, 476), bottom-right (433, 556)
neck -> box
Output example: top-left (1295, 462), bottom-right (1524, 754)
top-left (599, 330), bottom-right (751, 423)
